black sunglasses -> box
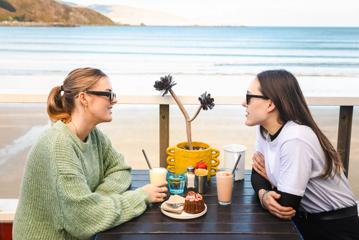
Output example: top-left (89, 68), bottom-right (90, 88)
top-left (84, 90), bottom-right (117, 103)
top-left (246, 94), bottom-right (269, 105)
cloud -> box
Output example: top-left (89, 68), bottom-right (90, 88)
top-left (68, 0), bottom-right (359, 26)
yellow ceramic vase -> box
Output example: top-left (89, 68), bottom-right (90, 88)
top-left (166, 141), bottom-right (220, 180)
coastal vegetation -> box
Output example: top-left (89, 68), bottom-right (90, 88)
top-left (0, 0), bottom-right (115, 26)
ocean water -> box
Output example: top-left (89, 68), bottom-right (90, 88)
top-left (0, 26), bottom-right (359, 96)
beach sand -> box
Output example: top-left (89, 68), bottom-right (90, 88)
top-left (0, 103), bottom-right (358, 199)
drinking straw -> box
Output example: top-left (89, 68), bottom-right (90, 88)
top-left (232, 154), bottom-right (241, 175)
top-left (142, 149), bottom-right (152, 169)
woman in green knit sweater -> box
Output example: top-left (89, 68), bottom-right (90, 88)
top-left (13, 68), bottom-right (168, 240)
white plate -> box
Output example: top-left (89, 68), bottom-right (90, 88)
top-left (160, 202), bottom-right (207, 220)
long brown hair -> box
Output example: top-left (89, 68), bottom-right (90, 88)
top-left (257, 69), bottom-right (342, 178)
top-left (47, 67), bottom-right (107, 123)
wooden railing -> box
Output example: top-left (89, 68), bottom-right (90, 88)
top-left (1, 94), bottom-right (358, 175)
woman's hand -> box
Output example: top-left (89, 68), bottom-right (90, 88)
top-left (252, 152), bottom-right (269, 181)
top-left (142, 182), bottom-right (168, 203)
top-left (260, 190), bottom-right (296, 220)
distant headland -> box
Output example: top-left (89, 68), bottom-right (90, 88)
top-left (0, 0), bottom-right (115, 26)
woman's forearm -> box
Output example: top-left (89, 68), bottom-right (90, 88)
top-left (251, 169), bottom-right (272, 195)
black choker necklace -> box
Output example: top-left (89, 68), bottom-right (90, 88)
top-left (269, 124), bottom-right (284, 141)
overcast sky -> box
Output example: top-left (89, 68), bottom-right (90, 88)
top-left (68, 0), bottom-right (359, 26)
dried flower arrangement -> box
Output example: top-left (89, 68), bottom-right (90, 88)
top-left (154, 74), bottom-right (215, 150)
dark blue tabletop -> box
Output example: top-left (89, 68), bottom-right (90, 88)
top-left (95, 170), bottom-right (301, 240)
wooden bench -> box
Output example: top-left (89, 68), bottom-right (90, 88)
top-left (0, 199), bottom-right (17, 240)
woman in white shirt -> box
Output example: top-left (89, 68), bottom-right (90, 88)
top-left (244, 69), bottom-right (359, 239)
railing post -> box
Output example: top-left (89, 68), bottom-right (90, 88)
top-left (337, 105), bottom-right (353, 177)
top-left (159, 104), bottom-right (169, 167)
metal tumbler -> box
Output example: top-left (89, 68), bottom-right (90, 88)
top-left (195, 175), bottom-right (208, 194)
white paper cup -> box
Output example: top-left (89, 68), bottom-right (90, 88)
top-left (223, 144), bottom-right (246, 181)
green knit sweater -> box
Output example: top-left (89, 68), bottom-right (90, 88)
top-left (13, 121), bottom-right (149, 240)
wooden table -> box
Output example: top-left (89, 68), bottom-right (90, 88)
top-left (95, 170), bottom-right (302, 240)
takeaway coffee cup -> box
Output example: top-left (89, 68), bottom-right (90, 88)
top-left (223, 144), bottom-right (246, 181)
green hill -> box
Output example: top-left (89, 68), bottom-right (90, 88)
top-left (0, 0), bottom-right (115, 25)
